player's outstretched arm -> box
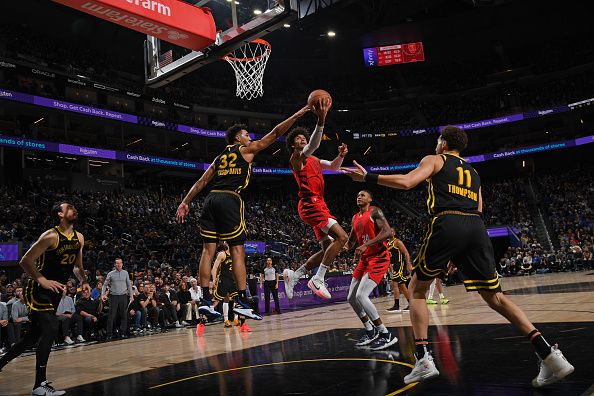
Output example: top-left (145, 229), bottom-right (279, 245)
top-left (176, 161), bottom-right (216, 223)
top-left (320, 143), bottom-right (348, 170)
top-left (243, 105), bottom-right (310, 156)
top-left (341, 155), bottom-right (440, 190)
top-left (20, 230), bottom-right (65, 293)
top-left (299, 97), bottom-right (332, 159)
top-left (73, 232), bottom-right (86, 283)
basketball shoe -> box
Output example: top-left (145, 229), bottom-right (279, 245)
top-left (404, 352), bottom-right (440, 384)
top-left (426, 298), bottom-right (437, 305)
top-left (233, 298), bottom-right (263, 320)
top-left (355, 328), bottom-right (379, 346)
top-left (284, 269), bottom-right (299, 299)
top-left (32, 381), bottom-right (65, 396)
top-left (532, 345), bottom-right (574, 387)
top-left (307, 277), bottom-right (331, 299)
top-left (198, 304), bottom-right (221, 319)
top-left (369, 332), bottom-right (398, 351)
top-left (224, 320), bottom-right (232, 328)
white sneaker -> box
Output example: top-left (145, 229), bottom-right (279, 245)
top-left (532, 345), bottom-right (574, 388)
top-left (307, 277), bottom-right (331, 299)
top-left (404, 353), bottom-right (440, 384)
top-left (284, 270), bottom-right (299, 300)
top-left (76, 335), bottom-right (86, 343)
top-left (181, 321), bottom-right (189, 326)
top-left (63, 336), bottom-right (74, 345)
top-left (175, 323), bottom-right (183, 328)
top-left (198, 305), bottom-right (221, 317)
top-left (31, 381), bottom-right (65, 395)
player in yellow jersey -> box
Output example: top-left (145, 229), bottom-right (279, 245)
top-left (177, 105), bottom-right (310, 321)
top-left (342, 125), bottom-right (573, 388)
top-left (386, 229), bottom-right (412, 313)
top-left (0, 202), bottom-right (86, 396)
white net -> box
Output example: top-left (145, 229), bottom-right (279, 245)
top-left (223, 39), bottom-right (271, 100)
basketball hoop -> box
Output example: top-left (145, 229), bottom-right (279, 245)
top-left (223, 39), bottom-right (271, 100)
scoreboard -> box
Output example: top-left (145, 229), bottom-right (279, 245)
top-left (363, 42), bottom-right (425, 67)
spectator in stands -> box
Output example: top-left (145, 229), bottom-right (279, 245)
top-left (1, 284), bottom-right (13, 303)
top-left (75, 282), bottom-right (103, 342)
top-left (159, 283), bottom-right (182, 328)
top-left (56, 288), bottom-right (76, 345)
top-left (584, 249), bottom-right (593, 270)
top-left (188, 278), bottom-right (202, 323)
top-left (8, 287), bottom-right (28, 346)
top-left (145, 284), bottom-right (165, 329)
top-left (102, 258), bottom-right (134, 340)
top-left (91, 281), bottom-right (103, 301)
top-left (0, 301), bottom-right (8, 353)
top-left (148, 255), bottom-right (159, 268)
top-left (130, 284), bottom-right (147, 333)
top-left (177, 281), bottom-right (191, 326)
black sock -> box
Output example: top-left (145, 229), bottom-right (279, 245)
top-left (238, 289), bottom-right (247, 301)
top-left (528, 329), bottom-right (552, 360)
top-left (394, 299), bottom-right (400, 309)
top-left (35, 365), bottom-right (47, 388)
top-left (414, 339), bottom-right (429, 360)
top-left (202, 287), bottom-right (213, 305)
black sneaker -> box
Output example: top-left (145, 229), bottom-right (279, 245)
top-left (369, 331), bottom-right (399, 351)
top-left (386, 304), bottom-right (402, 313)
top-left (402, 305), bottom-right (410, 312)
top-left (355, 328), bottom-right (379, 346)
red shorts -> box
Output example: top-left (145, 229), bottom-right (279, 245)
top-left (353, 252), bottom-right (390, 284)
top-left (298, 197), bottom-right (336, 241)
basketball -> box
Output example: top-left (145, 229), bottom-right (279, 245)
top-left (307, 89), bottom-right (332, 108)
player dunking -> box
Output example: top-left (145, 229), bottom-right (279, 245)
top-left (386, 229), bottom-right (412, 313)
top-left (344, 190), bottom-right (398, 350)
top-left (0, 203), bottom-right (86, 396)
top-left (176, 105), bottom-right (310, 321)
top-left (342, 125), bottom-right (574, 387)
top-left (283, 98), bottom-right (349, 300)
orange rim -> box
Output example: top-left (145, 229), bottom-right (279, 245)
top-left (222, 39), bottom-right (272, 62)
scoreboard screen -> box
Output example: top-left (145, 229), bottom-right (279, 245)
top-left (363, 42), bottom-right (425, 67)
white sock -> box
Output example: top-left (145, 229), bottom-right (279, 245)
top-left (377, 323), bottom-right (387, 333)
top-left (295, 265), bottom-right (307, 278)
top-left (439, 293), bottom-right (445, 299)
top-left (314, 264), bottom-right (329, 279)
top-left (223, 302), bottom-right (229, 321)
top-left (363, 320), bottom-right (373, 331)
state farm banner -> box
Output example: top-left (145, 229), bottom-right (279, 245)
top-left (52, 0), bottom-right (216, 51)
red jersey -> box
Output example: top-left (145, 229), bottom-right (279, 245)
top-left (352, 206), bottom-right (389, 258)
top-left (291, 156), bottom-right (325, 199)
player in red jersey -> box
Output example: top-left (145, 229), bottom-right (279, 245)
top-left (283, 98), bottom-right (349, 300)
top-left (344, 190), bottom-right (398, 350)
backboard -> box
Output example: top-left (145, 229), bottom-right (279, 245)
top-left (144, 0), bottom-right (297, 88)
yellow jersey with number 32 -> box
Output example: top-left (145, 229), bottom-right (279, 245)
top-left (209, 144), bottom-right (252, 195)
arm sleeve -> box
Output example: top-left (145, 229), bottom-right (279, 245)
top-left (302, 125), bottom-right (324, 157)
top-left (320, 155), bottom-right (344, 170)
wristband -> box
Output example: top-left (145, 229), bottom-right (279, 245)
top-left (364, 172), bottom-right (379, 184)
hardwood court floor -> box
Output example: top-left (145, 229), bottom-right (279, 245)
top-left (1, 271), bottom-right (593, 395)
